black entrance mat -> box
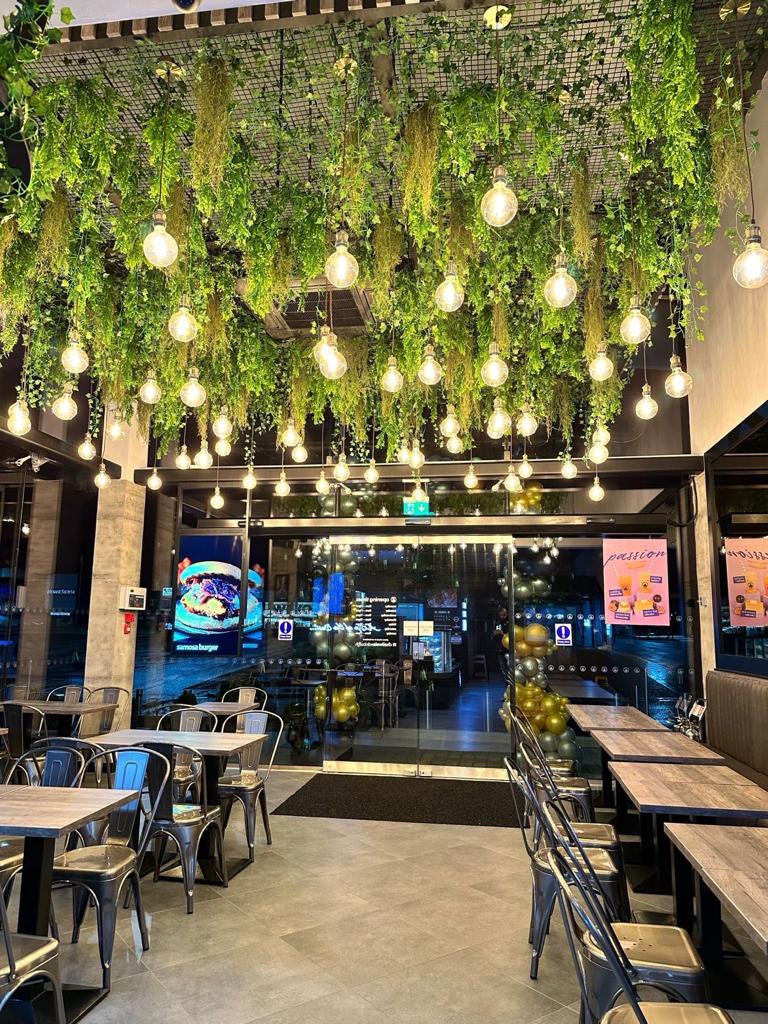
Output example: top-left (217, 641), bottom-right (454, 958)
top-left (273, 773), bottom-right (523, 827)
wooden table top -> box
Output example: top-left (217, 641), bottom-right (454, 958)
top-left (591, 729), bottom-right (726, 764)
top-left (568, 705), bottom-right (665, 732)
top-left (0, 785), bottom-right (139, 838)
top-left (609, 762), bottom-right (768, 817)
top-left (3, 700), bottom-right (114, 716)
top-left (195, 701), bottom-right (261, 715)
top-left (665, 824), bottom-right (768, 954)
top-left (100, 728), bottom-right (266, 756)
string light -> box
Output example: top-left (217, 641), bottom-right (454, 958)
top-left (561, 455), bottom-right (577, 480)
top-left (194, 441), bottom-right (213, 469)
top-left (52, 383), bottom-right (77, 421)
top-left (61, 329), bottom-right (89, 375)
top-left (381, 355), bottom-right (403, 394)
top-left (664, 354), bottom-right (693, 398)
top-left (180, 367), bottom-right (207, 408)
top-left (418, 344), bottom-right (443, 386)
top-left (439, 405), bottom-right (460, 438)
top-left (212, 408), bottom-right (233, 440)
top-left (588, 343), bottom-right (614, 382)
top-left (175, 445), bottom-right (191, 470)
top-left (487, 398), bottom-right (511, 439)
top-left (242, 466), bottom-right (257, 490)
top-left (210, 485), bottom-right (225, 509)
top-left (168, 295), bottom-right (198, 343)
top-left (94, 463), bottom-right (111, 489)
top-left (480, 341), bottom-right (508, 387)
top-left (635, 382), bottom-right (658, 421)
top-left (588, 475), bottom-right (604, 502)
top-left (620, 298), bottom-right (651, 345)
top-left (434, 260), bottom-right (464, 312)
top-left (516, 404), bottom-right (538, 438)
top-left (325, 229), bottom-right (359, 288)
top-left (139, 372), bottom-right (162, 405)
top-left (274, 470), bottom-right (291, 497)
top-left (518, 454), bottom-right (533, 479)
top-left (543, 253), bottom-right (578, 309)
top-left (78, 433), bottom-right (97, 461)
top-left (7, 399), bottom-right (31, 437)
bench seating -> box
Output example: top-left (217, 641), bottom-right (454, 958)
top-left (706, 669), bottom-right (768, 790)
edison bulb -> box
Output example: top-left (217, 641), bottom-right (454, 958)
top-left (636, 383), bottom-right (659, 420)
top-left (52, 383), bottom-right (77, 421)
top-left (334, 454), bottom-right (350, 482)
top-left (242, 466), bottom-right (257, 490)
top-left (464, 465), bottom-right (479, 490)
top-left (94, 463), bottom-right (111, 489)
top-left (481, 165), bottom-right (518, 227)
top-left (147, 469), bottom-right (162, 491)
top-left (439, 405), bottom-right (460, 438)
top-left (315, 469), bottom-right (330, 495)
top-left (274, 471), bottom-right (291, 497)
top-left (589, 345), bottom-right (614, 382)
top-left (620, 300), bottom-right (651, 345)
top-left (397, 441), bottom-right (411, 465)
top-left (279, 418), bottom-right (299, 448)
top-left (588, 475), bottom-right (604, 502)
top-left (143, 208), bottom-right (178, 269)
top-left (664, 354), bottom-right (693, 398)
top-left (313, 326), bottom-right (336, 366)
top-left (210, 486), bottom-right (225, 509)
top-left (487, 398), bottom-right (511, 439)
top-left (446, 434), bottom-right (463, 454)
top-left (168, 296), bottom-right (198, 343)
top-left (212, 408), bottom-right (233, 439)
top-left (434, 261), bottom-right (464, 313)
top-left (481, 342), bottom-right (508, 388)
top-left (504, 468), bottom-right (522, 493)
top-left (543, 253), bottom-right (578, 309)
top-left (139, 373), bottom-right (161, 405)
top-left (518, 454), bottom-right (533, 479)
top-left (418, 344), bottom-right (443, 386)
top-left (325, 229), bottom-right (359, 288)
top-left (364, 459), bottom-right (379, 484)
top-left (409, 441), bottom-right (425, 470)
top-left (194, 442), bottom-right (213, 469)
top-left (381, 355), bottom-right (403, 394)
top-left (107, 416), bottom-right (125, 441)
top-left (61, 332), bottom-right (89, 375)
top-left (78, 433), bottom-right (97, 461)
top-left (180, 367), bottom-right (207, 408)
top-left (411, 481), bottom-right (427, 502)
top-left (7, 399), bottom-right (31, 436)
top-left (292, 441), bottom-right (308, 463)
top-left (593, 424), bottom-right (611, 445)
top-left (215, 437), bottom-right (231, 457)
top-left (319, 341), bottom-right (347, 380)
top-left (733, 224), bottom-right (768, 289)
top-left (516, 405), bottom-right (538, 437)
top-left (561, 455), bottom-right (577, 480)
top-left (588, 440), bottom-right (609, 465)
top-left (175, 445), bottom-right (192, 470)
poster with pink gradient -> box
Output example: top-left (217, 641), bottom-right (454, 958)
top-left (602, 539), bottom-right (670, 626)
top-left (724, 538), bottom-right (768, 625)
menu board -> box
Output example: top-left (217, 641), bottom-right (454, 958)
top-left (602, 539), bottom-right (670, 626)
top-left (724, 538), bottom-right (768, 625)
top-left (173, 534), bottom-right (243, 655)
top-left (355, 594), bottom-right (398, 650)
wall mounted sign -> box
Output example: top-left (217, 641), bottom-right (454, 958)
top-left (724, 538), bottom-right (768, 625)
top-left (277, 619), bottom-right (294, 641)
top-left (555, 623), bottom-right (573, 647)
top-left (172, 534), bottom-right (243, 655)
top-left (602, 539), bottom-right (670, 627)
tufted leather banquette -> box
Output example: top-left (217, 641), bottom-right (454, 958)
top-left (706, 669), bottom-right (768, 789)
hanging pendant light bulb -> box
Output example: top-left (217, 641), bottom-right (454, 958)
top-left (487, 398), bottom-right (511, 439)
top-left (381, 355), bottom-right (403, 394)
top-left (364, 459), bottom-right (379, 484)
top-left (212, 408), bottom-right (233, 440)
top-left (418, 344), bottom-right (443, 386)
top-left (280, 418), bottom-right (300, 448)
top-left (620, 297), bottom-right (651, 345)
top-left (635, 383), bottom-right (659, 420)
top-left (292, 440), bottom-right (308, 463)
top-left (589, 343), bottom-right (614, 382)
top-left (561, 455), bottom-right (578, 480)
top-left (593, 423), bottom-right (611, 445)
top-left (180, 367), bottom-right (207, 408)
top-left (274, 471), bottom-right (291, 497)
top-left (587, 439), bottom-right (609, 465)
top-left (168, 294), bottom-right (198, 343)
top-left (543, 252), bottom-right (578, 309)
top-left (397, 440), bottom-right (411, 465)
top-left (78, 432), bottom-right (97, 461)
top-left (61, 329), bottom-right (89, 375)
top-left (411, 479), bottom-right (427, 502)
top-left (215, 438), bottom-right (231, 458)
top-left (52, 383), bottom-right (77, 421)
top-left (318, 338), bottom-right (347, 380)
top-left (242, 466), bottom-right (257, 490)
top-left (464, 464), bottom-right (479, 490)
top-left (313, 325), bottom-right (336, 366)
top-left (439, 405), bottom-right (460, 438)
top-left (434, 260), bottom-right (464, 312)
top-left (147, 468), bottom-right (163, 491)
top-left (480, 341), bottom-right (508, 388)
top-left (94, 463), bottom-right (111, 489)
top-left (409, 440), bottom-right (425, 470)
top-left (210, 485), bottom-right (225, 509)
top-left (504, 466), bottom-right (522, 493)
top-left (175, 445), bottom-right (191, 470)
top-left (315, 469), bottom-right (330, 495)
top-left (446, 434), bottom-right (463, 454)
top-left (518, 453), bottom-right (533, 479)
top-left (143, 208), bottom-right (178, 270)
top-left (588, 475), bottom-right (605, 502)
top-left (7, 398), bottom-right (31, 437)
top-left (139, 372), bottom-right (162, 405)
top-left (325, 229), bottom-right (359, 288)
top-left (516, 404), bottom-right (538, 438)
top-left (481, 165), bottom-right (518, 227)
top-left (334, 453), bottom-right (350, 482)
top-left (107, 415), bottom-right (126, 441)
top-left (664, 354), bottom-right (693, 398)
top-left (194, 441), bottom-right (213, 469)
top-left (733, 222), bottom-right (768, 289)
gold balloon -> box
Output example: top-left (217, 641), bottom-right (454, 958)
top-left (515, 641), bottom-right (533, 658)
top-left (521, 698), bottom-right (538, 714)
top-left (532, 711), bottom-right (547, 730)
top-left (546, 713), bottom-right (567, 736)
top-left (514, 625), bottom-right (525, 642)
top-left (525, 624), bottom-right (549, 647)
top-left (335, 705), bottom-right (351, 723)
top-left (501, 633), bottom-right (510, 650)
top-left (540, 694), bottom-right (558, 714)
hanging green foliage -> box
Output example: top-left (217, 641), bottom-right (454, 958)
top-left (190, 53), bottom-right (235, 216)
top-left (570, 157), bottom-right (593, 267)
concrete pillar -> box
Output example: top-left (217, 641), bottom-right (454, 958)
top-left (693, 473), bottom-right (716, 685)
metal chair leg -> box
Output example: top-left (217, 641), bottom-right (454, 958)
top-left (529, 867), bottom-right (557, 980)
top-left (93, 880), bottom-right (118, 992)
top-left (130, 870), bottom-right (150, 952)
top-left (242, 794), bottom-right (257, 862)
top-left (71, 885), bottom-right (89, 943)
top-left (258, 785), bottom-right (272, 845)
top-left (180, 829), bottom-right (203, 914)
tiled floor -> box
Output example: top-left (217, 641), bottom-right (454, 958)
top-left (29, 772), bottom-right (768, 1024)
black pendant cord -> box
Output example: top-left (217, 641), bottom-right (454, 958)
top-left (734, 16), bottom-right (757, 224)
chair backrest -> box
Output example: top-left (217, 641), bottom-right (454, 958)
top-left (144, 740), bottom-right (206, 822)
top-left (4, 744), bottom-right (86, 787)
top-left (222, 686), bottom-right (267, 710)
top-left (0, 865), bottom-right (17, 978)
top-left (47, 684), bottom-right (84, 703)
top-left (156, 705), bottom-right (216, 733)
top-left (78, 686), bottom-right (123, 737)
top-left (85, 746), bottom-right (170, 855)
top-left (221, 710), bottom-right (283, 778)
top-left (0, 703), bottom-right (47, 759)
top-left (503, 756), bottom-right (539, 861)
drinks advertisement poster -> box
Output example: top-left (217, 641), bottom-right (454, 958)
top-left (724, 538), bottom-right (768, 625)
top-left (173, 534), bottom-right (244, 655)
top-left (602, 539), bottom-right (670, 626)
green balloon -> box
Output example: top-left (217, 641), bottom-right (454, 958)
top-left (521, 657), bottom-right (539, 678)
top-left (560, 727), bottom-right (576, 744)
top-left (516, 583), bottom-right (532, 601)
top-left (539, 731), bottom-right (559, 752)
top-left (557, 740), bottom-right (579, 760)
top-left (514, 665), bottom-right (526, 684)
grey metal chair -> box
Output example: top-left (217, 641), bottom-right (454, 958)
top-left (46, 685), bottom-right (90, 703)
top-left (52, 746), bottom-right (170, 991)
top-left (76, 686), bottom-right (126, 738)
top-left (0, 702), bottom-right (47, 761)
top-left (30, 738), bottom-right (109, 846)
top-left (218, 711), bottom-right (283, 860)
top-left (513, 715), bottom-right (595, 828)
top-left (3, 745), bottom-right (86, 789)
top-left (222, 686), bottom-right (267, 709)
top-left (143, 741), bottom-right (228, 913)
top-left (156, 706), bottom-right (217, 800)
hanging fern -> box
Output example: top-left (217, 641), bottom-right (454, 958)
top-left (570, 158), bottom-right (593, 266)
top-left (369, 209), bottom-right (403, 315)
top-left (402, 102), bottom-right (440, 239)
top-left (584, 236), bottom-right (605, 360)
top-left (710, 77), bottom-right (748, 212)
top-left (190, 54), bottom-right (234, 215)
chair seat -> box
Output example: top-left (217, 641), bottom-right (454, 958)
top-left (53, 845), bottom-right (136, 880)
top-left (218, 770), bottom-right (263, 791)
top-left (557, 822), bottom-right (618, 846)
top-left (556, 777), bottom-right (592, 794)
top-left (0, 837), bottom-right (24, 873)
top-left (601, 1004), bottom-right (731, 1024)
top-left (163, 804), bottom-right (222, 825)
top-left (534, 847), bottom-right (617, 878)
top-left (0, 934), bottom-right (58, 982)
top-left (548, 759), bottom-right (575, 774)
top-left (586, 923), bottom-right (703, 973)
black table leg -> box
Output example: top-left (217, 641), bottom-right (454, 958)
top-left (639, 811), bottom-right (655, 863)
top-left (697, 875), bottom-right (723, 965)
top-left (671, 845), bottom-right (695, 934)
top-left (18, 836), bottom-right (55, 935)
top-left (601, 749), bottom-right (612, 806)
top-left (655, 814), bottom-right (672, 894)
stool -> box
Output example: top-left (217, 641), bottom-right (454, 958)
top-left (472, 655), bottom-right (488, 680)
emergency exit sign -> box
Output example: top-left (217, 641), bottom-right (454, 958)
top-left (402, 498), bottom-right (430, 517)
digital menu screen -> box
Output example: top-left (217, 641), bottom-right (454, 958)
top-left (172, 534), bottom-right (243, 656)
top-left (242, 538), bottom-right (267, 652)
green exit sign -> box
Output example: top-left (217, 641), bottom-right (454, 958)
top-left (403, 498), bottom-right (431, 517)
